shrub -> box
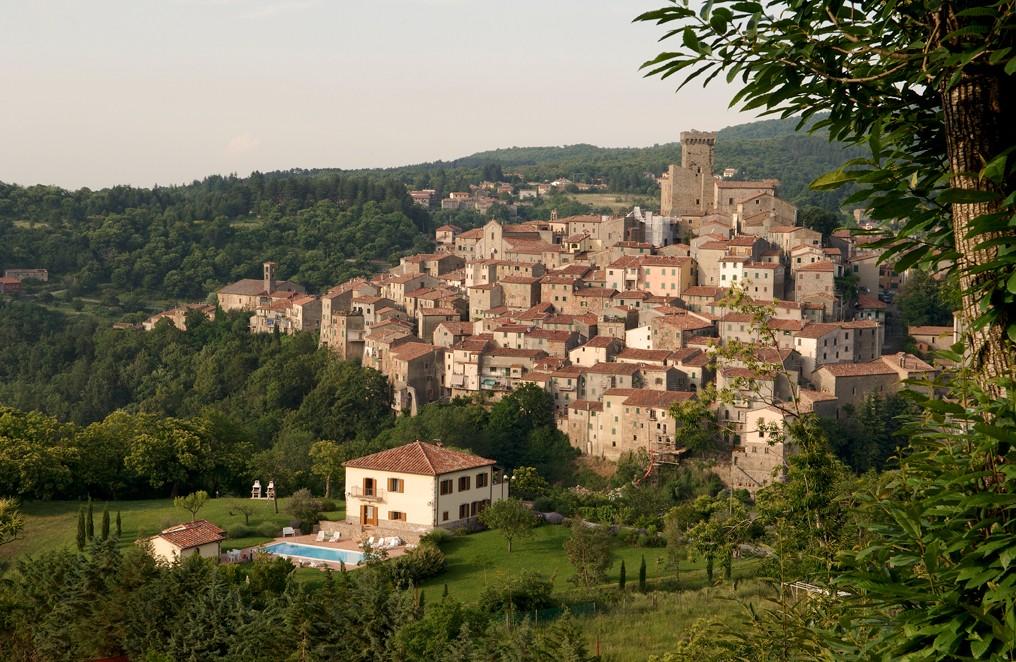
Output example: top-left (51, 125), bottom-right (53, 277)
top-left (390, 542), bottom-right (447, 589)
top-left (318, 499), bottom-right (339, 513)
top-left (257, 522), bottom-right (280, 538)
top-left (531, 496), bottom-right (556, 513)
top-left (478, 570), bottom-right (554, 613)
top-left (227, 524), bottom-right (255, 539)
top-left (420, 527), bottom-right (455, 548)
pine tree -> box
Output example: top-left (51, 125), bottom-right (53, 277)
top-left (100, 509), bottom-right (110, 541)
top-left (115, 511), bottom-right (122, 538)
top-left (76, 507), bottom-right (86, 551)
top-left (638, 555), bottom-right (647, 592)
top-left (619, 560), bottom-right (627, 591)
top-left (86, 499), bottom-right (94, 541)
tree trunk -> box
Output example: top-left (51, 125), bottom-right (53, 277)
top-left (940, 69), bottom-right (1016, 393)
top-left (325, 474), bottom-right (331, 499)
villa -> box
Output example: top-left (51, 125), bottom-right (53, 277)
top-left (342, 440), bottom-right (508, 536)
top-left (144, 519), bottom-right (225, 565)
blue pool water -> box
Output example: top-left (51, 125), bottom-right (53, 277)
top-left (263, 542), bottom-right (364, 565)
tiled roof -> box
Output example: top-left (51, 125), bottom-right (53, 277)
top-left (622, 390), bottom-right (694, 408)
top-left (392, 342), bottom-right (440, 361)
top-left (817, 360), bottom-right (898, 377)
top-left (156, 520), bottom-right (225, 550)
top-left (574, 287), bottom-right (618, 298)
top-left (585, 362), bottom-right (641, 376)
top-left (568, 400), bottom-right (604, 412)
top-left (908, 325), bottom-right (953, 337)
top-left (715, 179), bottom-right (779, 189)
top-left (582, 335), bottom-right (621, 348)
top-left (658, 315), bottom-right (714, 330)
top-left (617, 348), bottom-right (673, 363)
top-left (797, 261), bottom-right (837, 272)
top-left (343, 441), bottom-right (495, 476)
top-left (795, 323), bottom-right (841, 339)
top-left (857, 294), bottom-right (887, 310)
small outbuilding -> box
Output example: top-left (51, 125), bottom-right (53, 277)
top-left (144, 519), bottom-right (225, 565)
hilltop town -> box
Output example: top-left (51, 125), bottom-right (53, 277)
top-left (170, 131), bottom-right (948, 495)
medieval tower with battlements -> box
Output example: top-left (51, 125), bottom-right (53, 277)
top-left (660, 130), bottom-right (717, 216)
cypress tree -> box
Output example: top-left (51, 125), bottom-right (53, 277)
top-left (418, 590), bottom-right (426, 616)
top-left (76, 507), bottom-right (86, 551)
top-left (619, 559), bottom-right (627, 591)
top-left (86, 499), bottom-right (94, 541)
top-left (638, 554), bottom-right (647, 592)
top-left (115, 511), bottom-right (122, 538)
top-left (101, 508), bottom-right (110, 541)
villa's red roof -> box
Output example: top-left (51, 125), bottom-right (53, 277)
top-left (156, 520), bottom-right (225, 550)
top-left (343, 441), bottom-right (495, 476)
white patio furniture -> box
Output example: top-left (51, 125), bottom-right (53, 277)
top-left (282, 526), bottom-right (296, 537)
top-left (315, 530), bottom-right (326, 542)
top-left (329, 531), bottom-right (342, 542)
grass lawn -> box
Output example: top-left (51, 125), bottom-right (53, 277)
top-left (1, 498), bottom-right (345, 562)
top-left (418, 524), bottom-right (752, 605)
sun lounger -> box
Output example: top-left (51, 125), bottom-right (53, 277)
top-left (329, 531), bottom-right (342, 542)
top-left (315, 530), bottom-right (326, 542)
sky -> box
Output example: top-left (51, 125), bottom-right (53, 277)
top-left (0, 0), bottom-right (755, 190)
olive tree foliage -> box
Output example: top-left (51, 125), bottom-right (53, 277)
top-left (0, 497), bottom-right (25, 547)
top-left (636, 0), bottom-right (1016, 392)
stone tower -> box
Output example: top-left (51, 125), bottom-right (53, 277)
top-left (263, 261), bottom-right (277, 293)
top-left (660, 130), bottom-right (718, 216)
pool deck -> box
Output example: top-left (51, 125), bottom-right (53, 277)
top-left (264, 533), bottom-right (408, 571)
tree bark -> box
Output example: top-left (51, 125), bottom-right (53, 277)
top-left (940, 69), bottom-right (1016, 393)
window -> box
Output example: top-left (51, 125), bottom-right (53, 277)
top-left (388, 511), bottom-right (406, 521)
top-left (458, 476), bottom-right (471, 491)
top-left (459, 503), bottom-right (470, 519)
top-left (470, 501), bottom-right (479, 516)
top-left (387, 478), bottom-right (404, 493)
top-left (442, 511), bottom-right (449, 521)
top-left (440, 479), bottom-right (453, 495)
top-left (476, 472), bottom-right (489, 488)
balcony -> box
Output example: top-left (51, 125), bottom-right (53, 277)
top-left (348, 487), bottom-right (385, 502)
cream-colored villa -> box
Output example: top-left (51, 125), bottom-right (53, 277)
top-left (343, 441), bottom-right (508, 535)
top-left (144, 519), bottom-right (225, 565)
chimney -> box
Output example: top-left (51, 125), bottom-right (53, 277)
top-left (897, 351), bottom-right (906, 368)
top-left (263, 261), bottom-right (277, 294)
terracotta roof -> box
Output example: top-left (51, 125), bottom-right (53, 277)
top-left (435, 224), bottom-right (461, 232)
top-left (457, 228), bottom-right (483, 239)
top-left (617, 348), bottom-right (673, 363)
top-left (155, 520), bottom-right (225, 550)
top-left (622, 390), bottom-right (694, 408)
top-left (581, 335), bottom-right (621, 349)
top-left (857, 294), bottom-right (887, 310)
top-left (816, 360), bottom-right (898, 377)
top-left (729, 235), bottom-right (761, 246)
top-left (795, 323), bottom-right (841, 339)
top-left (585, 362), bottom-right (641, 376)
top-left (487, 348), bottom-right (546, 358)
top-left (715, 179), bottom-right (778, 189)
top-left (343, 441), bottom-right (495, 476)
top-left (908, 325), bottom-right (953, 337)
top-left (881, 352), bottom-right (936, 373)
top-left (796, 261), bottom-right (837, 273)
top-left (568, 400), bottom-right (604, 412)
top-left (392, 342), bottom-right (440, 361)
top-left (419, 307), bottom-right (460, 316)
top-left (698, 241), bottom-right (730, 250)
top-left (218, 278), bottom-right (301, 296)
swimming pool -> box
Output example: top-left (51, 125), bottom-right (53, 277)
top-left (263, 542), bottom-right (364, 565)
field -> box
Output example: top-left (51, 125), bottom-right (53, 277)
top-left (418, 524), bottom-right (755, 603)
top-left (1, 498), bottom-right (345, 562)
top-left (566, 192), bottom-right (657, 213)
top-left (579, 581), bottom-right (770, 661)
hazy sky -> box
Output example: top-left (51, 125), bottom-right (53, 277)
top-left (0, 0), bottom-right (755, 189)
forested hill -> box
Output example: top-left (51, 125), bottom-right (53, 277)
top-left (434, 115), bottom-right (862, 207)
top-left (0, 116), bottom-right (857, 305)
